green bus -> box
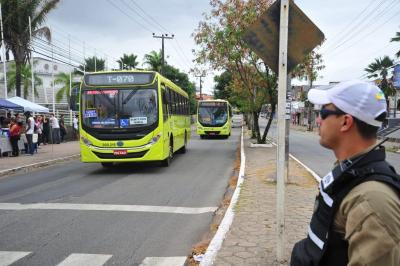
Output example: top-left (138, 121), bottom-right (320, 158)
top-left (196, 99), bottom-right (232, 139)
top-left (79, 70), bottom-right (191, 167)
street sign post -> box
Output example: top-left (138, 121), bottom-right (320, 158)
top-left (243, 0), bottom-right (324, 263)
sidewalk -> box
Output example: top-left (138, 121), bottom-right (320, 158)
top-left (0, 141), bottom-right (80, 177)
top-left (213, 130), bottom-right (318, 265)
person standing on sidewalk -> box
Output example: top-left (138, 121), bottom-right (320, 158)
top-left (72, 114), bottom-right (79, 140)
top-left (291, 80), bottom-right (400, 266)
top-left (50, 113), bottom-right (61, 144)
top-left (24, 111), bottom-right (35, 155)
top-left (9, 118), bottom-right (22, 156)
top-left (59, 114), bottom-right (67, 142)
top-left (42, 115), bottom-right (50, 145)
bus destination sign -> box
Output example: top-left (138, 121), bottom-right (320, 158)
top-left (200, 102), bottom-right (226, 107)
top-left (85, 72), bottom-right (155, 86)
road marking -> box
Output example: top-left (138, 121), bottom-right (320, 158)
top-left (56, 253), bottom-right (112, 266)
top-left (0, 203), bottom-right (217, 214)
top-left (139, 257), bottom-right (187, 266)
top-left (0, 251), bottom-right (31, 266)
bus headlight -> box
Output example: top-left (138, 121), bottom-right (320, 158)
top-left (149, 133), bottom-right (161, 145)
top-left (81, 136), bottom-right (92, 146)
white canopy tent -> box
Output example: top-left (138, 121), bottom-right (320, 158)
top-left (7, 96), bottom-right (49, 113)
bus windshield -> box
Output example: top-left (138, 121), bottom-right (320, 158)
top-left (198, 102), bottom-right (228, 126)
top-left (81, 87), bottom-right (158, 129)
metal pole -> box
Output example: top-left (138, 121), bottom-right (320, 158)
top-left (83, 41), bottom-right (86, 74)
top-left (51, 43), bottom-right (55, 113)
top-left (276, 0), bottom-right (289, 264)
top-left (29, 16), bottom-right (35, 102)
top-left (0, 4), bottom-right (7, 99)
top-left (195, 74), bottom-right (205, 100)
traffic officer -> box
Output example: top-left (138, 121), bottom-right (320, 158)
top-left (290, 80), bottom-right (400, 266)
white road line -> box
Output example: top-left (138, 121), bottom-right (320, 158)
top-left (0, 203), bottom-right (217, 214)
top-left (0, 251), bottom-right (31, 266)
top-left (139, 256), bottom-right (187, 266)
top-left (56, 253), bottom-right (112, 266)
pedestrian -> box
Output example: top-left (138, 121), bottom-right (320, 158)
top-left (72, 114), bottom-right (79, 140)
top-left (59, 114), bottom-right (67, 142)
top-left (291, 80), bottom-right (400, 266)
top-left (42, 115), bottom-right (50, 145)
top-left (49, 113), bottom-right (61, 144)
top-left (24, 111), bottom-right (35, 155)
top-left (9, 118), bottom-right (22, 156)
top-left (35, 115), bottom-right (43, 147)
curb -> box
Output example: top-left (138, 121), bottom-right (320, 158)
top-left (0, 154), bottom-right (81, 177)
top-left (200, 126), bottom-right (246, 266)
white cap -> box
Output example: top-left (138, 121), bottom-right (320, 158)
top-left (307, 80), bottom-right (387, 127)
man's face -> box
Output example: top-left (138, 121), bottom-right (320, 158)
top-left (317, 104), bottom-right (345, 149)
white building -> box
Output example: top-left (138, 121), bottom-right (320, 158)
top-left (0, 57), bottom-right (82, 111)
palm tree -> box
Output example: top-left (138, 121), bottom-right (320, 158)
top-left (390, 31), bottom-right (400, 58)
top-left (365, 56), bottom-right (396, 97)
top-left (1, 0), bottom-right (60, 97)
top-left (54, 72), bottom-right (80, 104)
top-left (143, 50), bottom-right (163, 72)
top-left (7, 62), bottom-right (42, 99)
top-left (117, 53), bottom-right (139, 70)
top-left (76, 56), bottom-right (105, 74)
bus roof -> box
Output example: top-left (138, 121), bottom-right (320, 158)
top-left (82, 70), bottom-right (189, 98)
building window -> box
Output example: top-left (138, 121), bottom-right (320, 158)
top-left (44, 64), bottom-right (49, 70)
top-left (53, 65), bottom-right (58, 71)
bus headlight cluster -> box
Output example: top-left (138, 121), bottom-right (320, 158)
top-left (149, 133), bottom-right (162, 145)
top-left (81, 136), bottom-right (92, 146)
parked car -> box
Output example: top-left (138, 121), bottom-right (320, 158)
top-left (232, 114), bottom-right (243, 128)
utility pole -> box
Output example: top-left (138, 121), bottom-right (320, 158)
top-left (195, 74), bottom-right (205, 100)
top-left (152, 33), bottom-right (174, 74)
top-left (0, 4), bottom-right (7, 99)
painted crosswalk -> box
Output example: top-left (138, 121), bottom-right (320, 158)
top-left (0, 251), bottom-right (31, 266)
top-left (0, 251), bottom-right (187, 266)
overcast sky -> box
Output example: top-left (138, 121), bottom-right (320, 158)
top-left (45, 0), bottom-right (400, 93)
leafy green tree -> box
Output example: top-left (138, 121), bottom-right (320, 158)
top-left (193, 0), bottom-right (276, 143)
top-left (390, 31), bottom-right (400, 58)
top-left (77, 56), bottom-right (105, 73)
top-left (143, 50), bottom-right (163, 72)
top-left (1, 0), bottom-right (60, 97)
top-left (117, 53), bottom-right (139, 70)
top-left (365, 56), bottom-right (396, 98)
top-left (213, 71), bottom-right (232, 100)
top-left (54, 72), bottom-right (80, 104)
top-left (7, 61), bottom-right (42, 99)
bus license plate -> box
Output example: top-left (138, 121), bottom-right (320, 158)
top-left (114, 150), bottom-right (127, 156)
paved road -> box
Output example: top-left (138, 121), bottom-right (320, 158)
top-left (263, 119), bottom-right (400, 177)
top-left (0, 129), bottom-right (240, 266)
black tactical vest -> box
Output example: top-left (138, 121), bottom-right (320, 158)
top-left (290, 147), bottom-right (400, 266)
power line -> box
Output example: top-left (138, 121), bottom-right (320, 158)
top-left (130, 0), bottom-right (171, 34)
top-left (323, 0), bottom-right (398, 55)
top-left (321, 0), bottom-right (387, 51)
top-left (324, 6), bottom-right (400, 59)
top-left (106, 0), bottom-right (153, 33)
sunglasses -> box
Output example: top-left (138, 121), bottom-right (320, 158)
top-left (319, 108), bottom-right (345, 120)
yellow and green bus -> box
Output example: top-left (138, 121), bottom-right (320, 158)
top-left (196, 99), bottom-right (232, 139)
top-left (79, 70), bottom-right (191, 167)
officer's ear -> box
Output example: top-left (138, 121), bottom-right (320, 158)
top-left (340, 114), bottom-right (354, 132)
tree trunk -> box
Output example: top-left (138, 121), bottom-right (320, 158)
top-left (261, 104), bottom-right (276, 143)
top-left (15, 61), bottom-right (22, 97)
top-left (253, 111), bottom-right (261, 143)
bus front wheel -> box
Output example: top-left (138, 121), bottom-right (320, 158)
top-left (162, 140), bottom-right (173, 167)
